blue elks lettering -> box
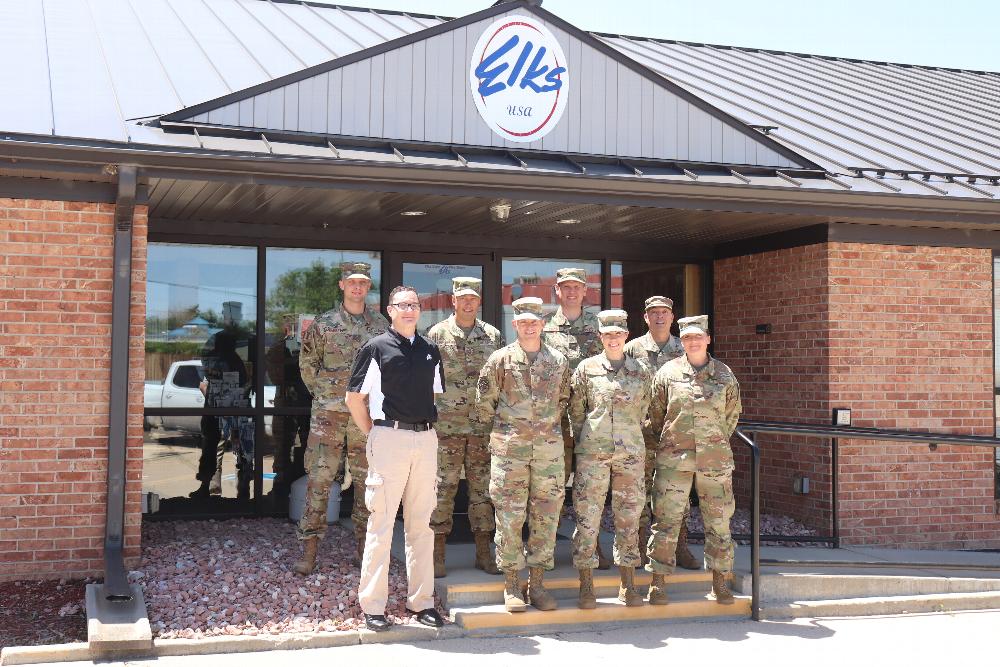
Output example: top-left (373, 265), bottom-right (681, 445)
top-left (475, 35), bottom-right (519, 97)
top-left (506, 40), bottom-right (533, 88)
top-left (520, 46), bottom-right (565, 93)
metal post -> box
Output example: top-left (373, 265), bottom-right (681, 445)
top-left (735, 428), bottom-right (760, 621)
top-left (103, 165), bottom-right (137, 600)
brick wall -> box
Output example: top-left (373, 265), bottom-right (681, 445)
top-left (714, 244), bottom-right (833, 531)
top-left (714, 242), bottom-right (999, 549)
top-left (828, 243), bottom-right (998, 548)
top-left (0, 198), bottom-right (147, 581)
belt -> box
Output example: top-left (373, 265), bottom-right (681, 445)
top-left (373, 419), bottom-right (433, 432)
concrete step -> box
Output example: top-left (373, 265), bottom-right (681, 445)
top-left (753, 573), bottom-right (1000, 603)
top-left (439, 570), bottom-right (718, 607)
top-left (452, 591), bottom-right (751, 631)
top-left (762, 590), bottom-right (1000, 619)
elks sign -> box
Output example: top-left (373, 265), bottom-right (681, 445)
top-left (469, 15), bottom-right (569, 143)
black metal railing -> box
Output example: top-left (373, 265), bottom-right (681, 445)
top-left (734, 420), bottom-right (1000, 621)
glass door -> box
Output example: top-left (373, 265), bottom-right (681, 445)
top-left (386, 252), bottom-right (497, 331)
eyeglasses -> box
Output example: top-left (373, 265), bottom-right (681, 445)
top-left (390, 302), bottom-right (421, 312)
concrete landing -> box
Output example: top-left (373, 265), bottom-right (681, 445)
top-left (84, 584), bottom-right (154, 659)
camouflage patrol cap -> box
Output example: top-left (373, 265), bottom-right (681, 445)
top-left (340, 261), bottom-right (372, 281)
top-left (452, 276), bottom-right (482, 297)
top-left (678, 315), bottom-right (709, 337)
top-left (512, 297), bottom-right (545, 321)
top-left (644, 295), bottom-right (674, 311)
top-left (597, 309), bottom-right (628, 333)
top-left (555, 267), bottom-right (587, 284)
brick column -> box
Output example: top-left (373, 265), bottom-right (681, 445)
top-left (0, 198), bottom-right (147, 580)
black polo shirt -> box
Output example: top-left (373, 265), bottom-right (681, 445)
top-left (348, 327), bottom-right (445, 424)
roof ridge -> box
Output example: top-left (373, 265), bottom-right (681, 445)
top-left (592, 31), bottom-right (1000, 77)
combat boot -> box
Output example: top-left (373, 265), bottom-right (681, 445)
top-left (647, 573), bottom-right (669, 605)
top-left (526, 567), bottom-right (558, 611)
top-left (618, 565), bottom-right (644, 607)
top-left (503, 570), bottom-right (528, 613)
top-left (473, 531), bottom-right (501, 575)
top-left (637, 526), bottom-right (650, 568)
top-left (712, 570), bottom-right (734, 605)
top-left (596, 540), bottom-right (611, 570)
top-left (577, 568), bottom-right (597, 609)
top-left (354, 525), bottom-right (367, 565)
top-left (433, 533), bottom-right (447, 578)
top-left (675, 523), bottom-right (701, 570)
top-left (293, 537), bottom-right (319, 576)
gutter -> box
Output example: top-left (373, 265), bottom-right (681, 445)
top-left (103, 164), bottom-right (137, 600)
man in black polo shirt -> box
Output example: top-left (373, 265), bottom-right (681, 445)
top-left (346, 285), bottom-right (445, 632)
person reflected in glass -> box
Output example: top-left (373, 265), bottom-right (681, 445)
top-left (267, 314), bottom-right (311, 497)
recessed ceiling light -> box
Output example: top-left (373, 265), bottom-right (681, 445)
top-left (401, 210), bottom-right (426, 216)
top-left (556, 218), bottom-right (580, 225)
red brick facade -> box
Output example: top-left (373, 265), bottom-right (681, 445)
top-left (715, 242), bottom-right (1000, 549)
top-left (0, 198), bottom-right (147, 580)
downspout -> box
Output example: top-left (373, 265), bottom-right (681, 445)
top-left (103, 164), bottom-right (137, 600)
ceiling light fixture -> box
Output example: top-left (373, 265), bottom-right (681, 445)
top-left (490, 203), bottom-right (512, 222)
top-left (401, 210), bottom-right (427, 216)
top-left (556, 218), bottom-right (580, 225)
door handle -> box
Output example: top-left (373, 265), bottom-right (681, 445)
top-left (165, 393), bottom-right (173, 399)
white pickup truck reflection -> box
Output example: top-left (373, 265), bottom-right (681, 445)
top-left (144, 360), bottom-right (277, 434)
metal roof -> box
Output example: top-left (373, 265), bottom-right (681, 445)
top-left (0, 0), bottom-right (998, 201)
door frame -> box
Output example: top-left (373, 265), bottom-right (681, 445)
top-left (383, 250), bottom-right (500, 328)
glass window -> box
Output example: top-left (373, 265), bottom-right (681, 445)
top-left (142, 416), bottom-right (257, 514)
top-left (500, 258), bottom-right (601, 341)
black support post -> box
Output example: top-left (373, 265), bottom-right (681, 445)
top-left (103, 165), bottom-right (137, 601)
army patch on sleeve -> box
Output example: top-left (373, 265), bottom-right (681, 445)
top-left (477, 376), bottom-right (491, 394)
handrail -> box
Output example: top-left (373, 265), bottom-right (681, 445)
top-left (733, 420), bottom-right (1000, 623)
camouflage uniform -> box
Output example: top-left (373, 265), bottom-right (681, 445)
top-left (623, 329), bottom-right (685, 531)
top-left (569, 349), bottom-right (652, 569)
top-left (477, 340), bottom-right (571, 571)
top-left (543, 302), bottom-right (602, 479)
top-left (297, 302), bottom-right (388, 540)
top-left (426, 313), bottom-right (504, 535)
top-left (645, 332), bottom-right (742, 575)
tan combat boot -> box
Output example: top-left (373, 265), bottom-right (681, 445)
top-left (618, 565), bottom-right (644, 607)
top-left (675, 523), bottom-right (701, 570)
top-left (647, 573), bottom-right (669, 605)
top-left (596, 541), bottom-right (611, 570)
top-left (637, 526), bottom-right (650, 568)
top-left (473, 531), bottom-right (501, 575)
top-left (293, 537), bottom-right (319, 576)
top-left (577, 568), bottom-right (597, 609)
top-left (712, 570), bottom-right (734, 605)
top-left (527, 566), bottom-right (558, 611)
top-left (433, 533), bottom-right (447, 578)
top-left (503, 570), bottom-right (528, 613)
top-left (354, 525), bottom-right (367, 565)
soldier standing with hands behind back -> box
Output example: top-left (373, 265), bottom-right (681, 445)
top-left (477, 297), bottom-right (570, 612)
top-left (542, 267), bottom-right (610, 569)
top-left (294, 262), bottom-right (388, 575)
top-left (645, 315), bottom-right (742, 606)
top-left (426, 277), bottom-right (505, 578)
top-left (623, 296), bottom-right (699, 570)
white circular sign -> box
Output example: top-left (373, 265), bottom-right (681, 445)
top-left (469, 15), bottom-right (569, 143)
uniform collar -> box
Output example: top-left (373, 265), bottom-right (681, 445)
top-left (510, 342), bottom-right (548, 365)
top-left (639, 332), bottom-right (679, 353)
top-left (445, 314), bottom-right (487, 339)
top-left (597, 352), bottom-right (639, 374)
top-left (678, 354), bottom-right (716, 378)
top-left (339, 302), bottom-right (377, 324)
top-left (550, 306), bottom-right (595, 328)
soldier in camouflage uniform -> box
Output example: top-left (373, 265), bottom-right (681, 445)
top-left (426, 277), bottom-right (505, 578)
top-left (293, 262), bottom-right (388, 576)
top-left (644, 315), bottom-right (742, 605)
top-left (541, 267), bottom-right (610, 569)
top-left (477, 297), bottom-right (571, 612)
top-left (569, 310), bottom-right (652, 609)
top-left (623, 296), bottom-right (699, 570)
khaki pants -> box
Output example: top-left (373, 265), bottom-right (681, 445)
top-left (358, 425), bottom-right (438, 615)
